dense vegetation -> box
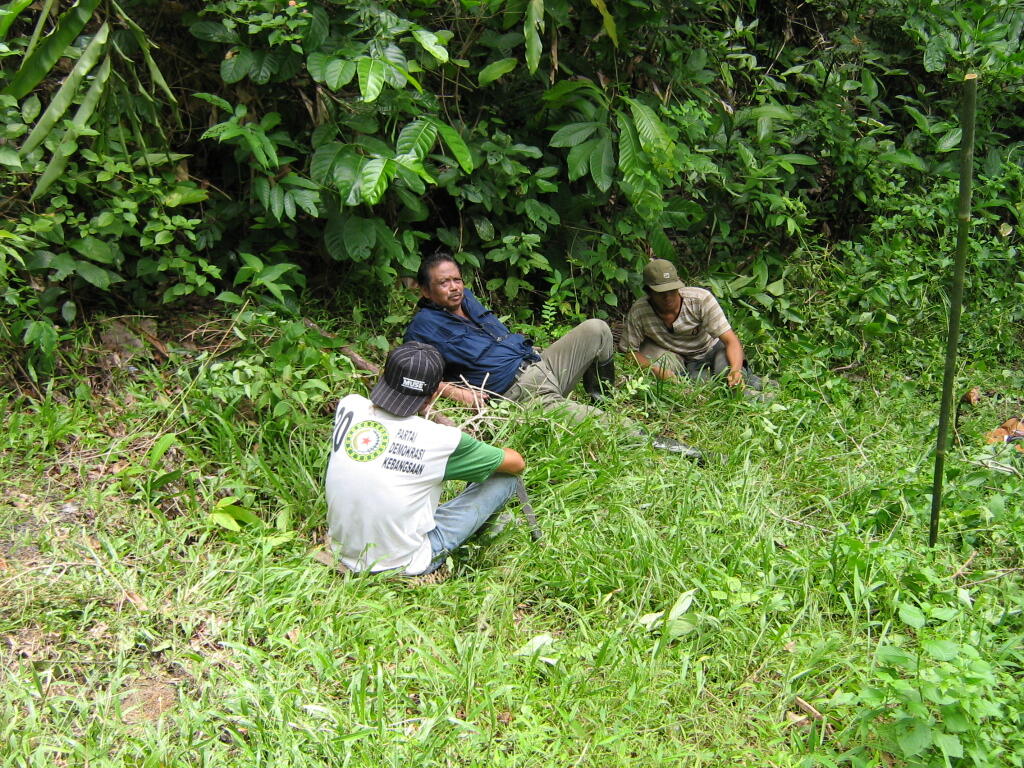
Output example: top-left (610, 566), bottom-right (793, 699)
top-left (2, 0), bottom-right (1023, 765)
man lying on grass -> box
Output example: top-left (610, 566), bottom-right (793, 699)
top-left (325, 341), bottom-right (525, 576)
top-left (620, 259), bottom-right (765, 397)
top-left (405, 252), bottom-right (702, 460)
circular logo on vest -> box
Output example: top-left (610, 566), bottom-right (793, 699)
top-left (344, 420), bottom-right (389, 462)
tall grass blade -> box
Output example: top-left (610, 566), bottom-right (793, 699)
top-left (929, 73), bottom-right (978, 547)
top-left (30, 54), bottom-right (110, 201)
top-left (0, 0), bottom-right (34, 41)
top-left (19, 21), bottom-right (108, 156)
top-left (3, 0), bottom-right (101, 98)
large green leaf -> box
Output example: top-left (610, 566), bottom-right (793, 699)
top-left (396, 119), bottom-right (437, 159)
top-left (189, 20), bottom-right (239, 43)
top-left (478, 58), bottom-right (517, 86)
top-left (590, 135), bottom-right (614, 192)
top-left (748, 104), bottom-right (796, 122)
top-left (524, 0), bottom-right (544, 74)
top-left (221, 48), bottom-right (255, 84)
top-left (324, 58), bottom-right (356, 90)
top-left (311, 141), bottom-right (347, 184)
top-left (567, 138), bottom-right (597, 180)
top-left (75, 259), bottom-right (118, 289)
top-left (626, 98), bottom-right (670, 152)
top-left (359, 158), bottom-right (395, 205)
top-left (411, 29), bottom-right (448, 62)
top-left (19, 21), bottom-right (108, 156)
top-left (550, 121), bottom-right (600, 148)
top-left (427, 117), bottom-right (474, 173)
top-left (879, 150), bottom-right (927, 172)
top-left (342, 215), bottom-right (377, 261)
top-left (616, 110), bottom-right (644, 180)
top-left (4, 0), bottom-right (102, 98)
top-left (357, 58), bottom-right (386, 102)
top-left (335, 154), bottom-right (364, 205)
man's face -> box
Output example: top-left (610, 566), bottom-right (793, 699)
top-left (422, 260), bottom-right (464, 311)
top-left (647, 288), bottom-right (679, 314)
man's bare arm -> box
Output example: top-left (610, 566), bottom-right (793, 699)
top-left (437, 381), bottom-right (489, 410)
top-left (719, 330), bottom-right (745, 387)
top-left (496, 448), bottom-right (525, 475)
top-left (627, 350), bottom-right (675, 380)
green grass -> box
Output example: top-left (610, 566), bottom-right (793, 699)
top-left (2, 324), bottom-right (1023, 767)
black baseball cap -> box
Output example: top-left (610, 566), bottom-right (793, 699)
top-left (370, 342), bottom-right (444, 417)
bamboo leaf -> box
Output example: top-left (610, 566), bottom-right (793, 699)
top-left (427, 117), bottom-right (474, 173)
top-left (478, 57), bottom-right (517, 86)
top-left (411, 28), bottom-right (448, 62)
top-left (19, 21), bottom-right (108, 156)
top-left (524, 0), bottom-right (544, 74)
top-left (112, 0), bottom-right (177, 106)
top-left (550, 121), bottom-right (600, 147)
top-left (4, 0), bottom-right (102, 99)
top-left (396, 118), bottom-right (437, 159)
top-left (589, 0), bottom-right (618, 47)
top-left (357, 58), bottom-right (386, 102)
top-left (0, 0), bottom-right (34, 41)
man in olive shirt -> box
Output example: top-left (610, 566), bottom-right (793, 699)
top-left (619, 259), bottom-right (763, 392)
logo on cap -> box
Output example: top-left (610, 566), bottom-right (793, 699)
top-left (663, 272), bottom-right (670, 279)
top-left (402, 376), bottom-right (426, 392)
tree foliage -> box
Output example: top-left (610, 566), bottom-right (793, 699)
top-left (1, 0), bottom-right (1022, 375)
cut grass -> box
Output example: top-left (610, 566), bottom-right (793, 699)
top-left (1, 347), bottom-right (1023, 767)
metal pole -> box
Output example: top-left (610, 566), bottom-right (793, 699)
top-left (929, 73), bottom-right (978, 547)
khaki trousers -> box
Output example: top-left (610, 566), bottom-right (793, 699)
top-left (503, 318), bottom-right (613, 424)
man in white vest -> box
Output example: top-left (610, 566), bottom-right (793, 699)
top-left (325, 341), bottom-right (525, 576)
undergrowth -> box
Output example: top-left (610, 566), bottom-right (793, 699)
top-left (2, 304), bottom-right (1023, 767)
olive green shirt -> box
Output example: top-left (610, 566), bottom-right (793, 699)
top-left (619, 287), bottom-right (731, 360)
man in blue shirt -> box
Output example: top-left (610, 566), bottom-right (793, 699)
top-left (404, 254), bottom-right (703, 460)
top-left (404, 253), bottom-right (615, 422)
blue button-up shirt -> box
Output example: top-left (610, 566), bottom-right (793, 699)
top-left (404, 289), bottom-right (541, 394)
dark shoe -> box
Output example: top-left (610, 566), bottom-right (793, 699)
top-left (651, 435), bottom-right (705, 465)
top-left (583, 357), bottom-right (616, 402)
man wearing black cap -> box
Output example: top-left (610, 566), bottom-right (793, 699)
top-left (325, 341), bottom-right (525, 575)
top-left (619, 259), bottom-right (762, 392)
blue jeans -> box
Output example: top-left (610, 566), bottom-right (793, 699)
top-left (422, 473), bottom-right (518, 573)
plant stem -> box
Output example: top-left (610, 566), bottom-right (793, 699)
top-left (929, 73), bottom-right (978, 548)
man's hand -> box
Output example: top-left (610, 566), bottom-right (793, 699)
top-left (726, 367), bottom-right (744, 388)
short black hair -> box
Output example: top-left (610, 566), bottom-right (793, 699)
top-left (416, 252), bottom-right (459, 288)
